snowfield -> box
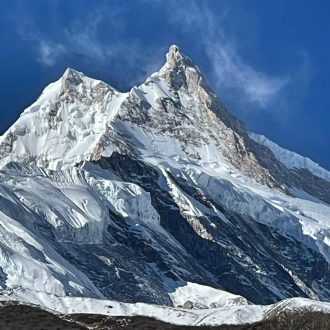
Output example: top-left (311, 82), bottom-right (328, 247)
top-left (1, 287), bottom-right (330, 326)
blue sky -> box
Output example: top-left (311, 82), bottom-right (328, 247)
top-left (1, 0), bottom-right (330, 168)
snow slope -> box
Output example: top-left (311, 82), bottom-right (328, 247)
top-left (250, 132), bottom-right (330, 182)
top-left (0, 68), bottom-right (126, 170)
top-left (168, 282), bottom-right (249, 308)
top-left (0, 288), bottom-right (330, 326)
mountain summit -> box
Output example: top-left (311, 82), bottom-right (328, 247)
top-left (0, 45), bottom-right (330, 324)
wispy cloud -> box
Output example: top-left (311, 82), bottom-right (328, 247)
top-left (208, 43), bottom-right (289, 108)
top-left (167, 1), bottom-right (290, 111)
top-left (10, 12), bottom-right (64, 67)
top-left (10, 0), bottom-right (310, 107)
top-left (12, 2), bottom-right (164, 84)
top-left (38, 41), bottom-right (65, 66)
top-left (15, 5), bottom-right (119, 66)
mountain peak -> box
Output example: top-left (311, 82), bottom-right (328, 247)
top-left (160, 45), bottom-right (200, 91)
top-left (168, 44), bottom-right (180, 53)
top-left (165, 44), bottom-right (195, 69)
top-left (61, 68), bottom-right (84, 87)
top-left (60, 68), bottom-right (90, 95)
top-left (166, 45), bottom-right (184, 63)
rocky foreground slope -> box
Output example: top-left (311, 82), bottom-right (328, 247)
top-left (0, 300), bottom-right (330, 330)
top-left (0, 45), bottom-right (329, 326)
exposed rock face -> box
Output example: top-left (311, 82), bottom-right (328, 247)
top-left (117, 46), bottom-right (280, 189)
top-left (0, 45), bottom-right (329, 312)
top-left (94, 153), bottom-right (330, 304)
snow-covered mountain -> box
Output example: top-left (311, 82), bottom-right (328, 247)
top-left (0, 45), bottom-right (330, 325)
